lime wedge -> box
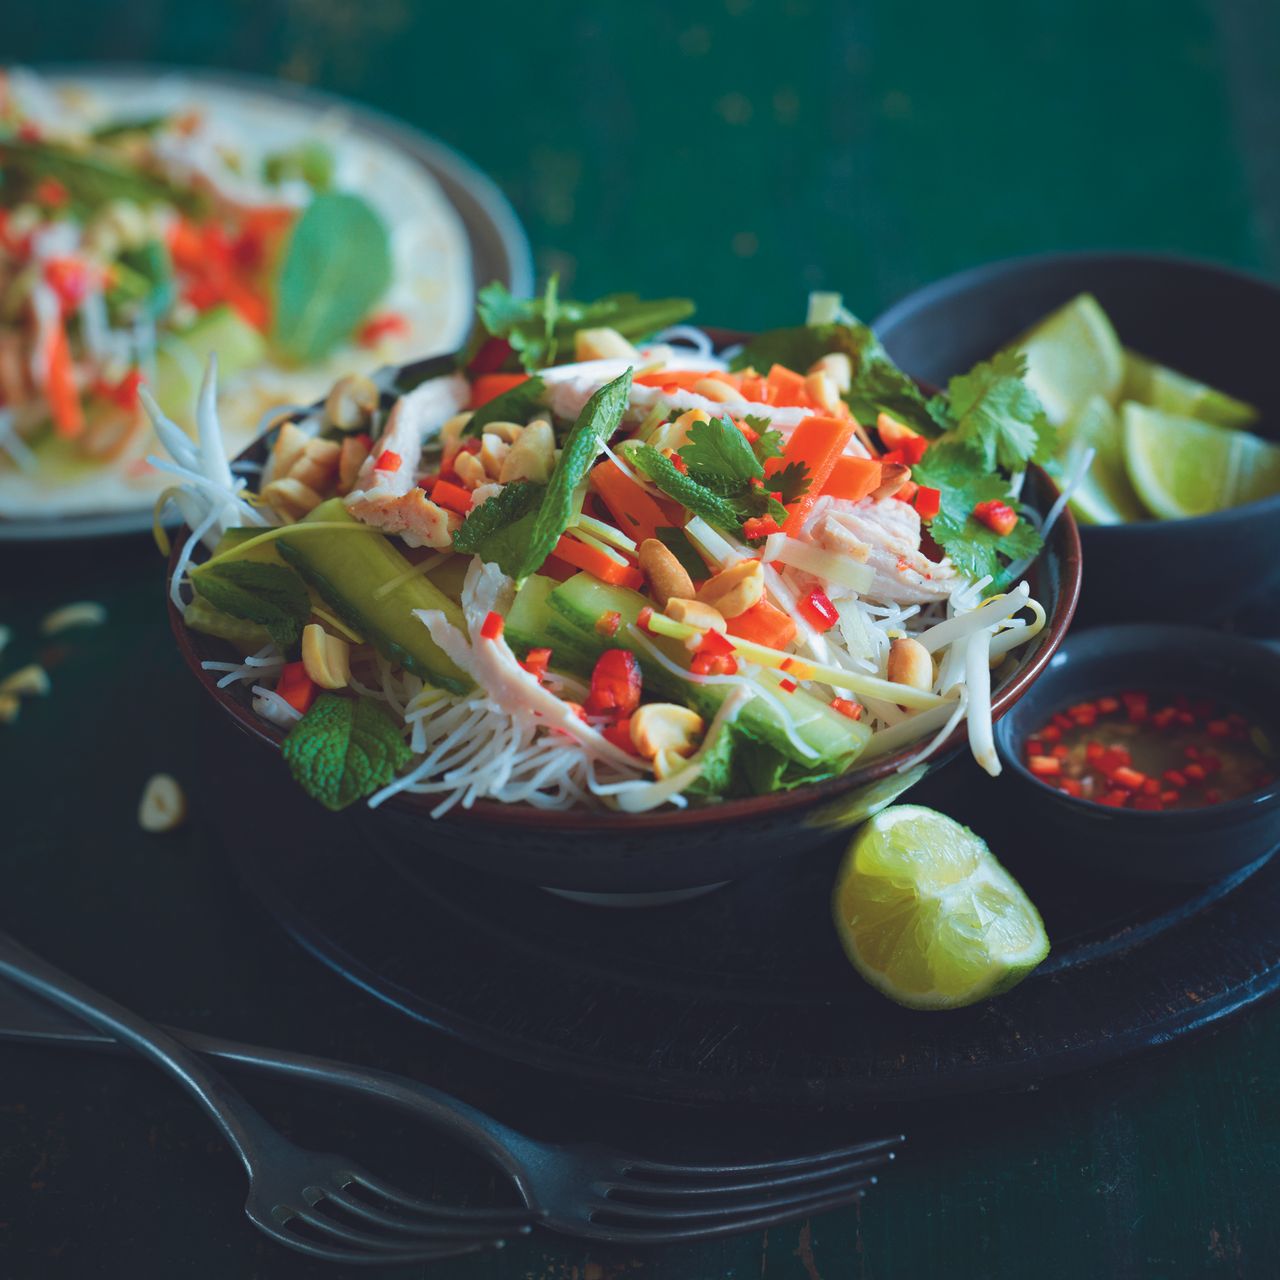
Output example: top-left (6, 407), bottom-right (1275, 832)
top-left (1013, 292), bottom-right (1124, 427)
top-left (1058, 395), bottom-right (1149, 525)
top-left (831, 805), bottom-right (1049, 1010)
top-left (1123, 402), bottom-right (1280, 520)
top-left (1122, 350), bottom-right (1259, 429)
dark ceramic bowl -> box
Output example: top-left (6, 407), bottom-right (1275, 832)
top-left (873, 251), bottom-right (1280, 626)
top-left (170, 336), bottom-right (1081, 896)
top-left (993, 624), bottom-right (1280, 883)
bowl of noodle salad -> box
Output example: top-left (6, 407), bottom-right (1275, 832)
top-left (160, 284), bottom-right (1081, 893)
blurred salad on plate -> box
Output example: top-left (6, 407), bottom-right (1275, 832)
top-left (0, 68), bottom-right (475, 524)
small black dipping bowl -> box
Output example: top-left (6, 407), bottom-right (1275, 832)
top-left (873, 252), bottom-right (1280, 627)
top-left (994, 623), bottom-right (1280, 883)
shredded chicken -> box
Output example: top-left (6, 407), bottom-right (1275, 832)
top-left (809, 495), bottom-right (958, 604)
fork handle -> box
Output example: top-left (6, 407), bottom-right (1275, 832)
top-left (0, 930), bottom-right (277, 1176)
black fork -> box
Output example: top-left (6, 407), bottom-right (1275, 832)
top-left (0, 931), bottom-right (532, 1265)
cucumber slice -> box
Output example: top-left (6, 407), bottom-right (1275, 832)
top-left (547, 572), bottom-right (870, 768)
top-left (185, 595), bottom-right (273, 650)
top-left (274, 499), bottom-right (472, 693)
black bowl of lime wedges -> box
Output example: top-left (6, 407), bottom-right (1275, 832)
top-left (873, 252), bottom-right (1280, 626)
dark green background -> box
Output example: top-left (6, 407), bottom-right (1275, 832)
top-left (3, 1), bottom-right (1279, 1277)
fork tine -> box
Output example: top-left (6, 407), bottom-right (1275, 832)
top-left (252, 1215), bottom-right (498, 1266)
top-left (594, 1170), bottom-right (880, 1224)
top-left (606, 1149), bottom-right (895, 1200)
top-left (323, 1183), bottom-right (536, 1239)
top-left (587, 1181), bottom-right (876, 1244)
top-left (342, 1168), bottom-right (535, 1224)
top-left (621, 1134), bottom-right (904, 1179)
top-left (287, 1203), bottom-right (505, 1256)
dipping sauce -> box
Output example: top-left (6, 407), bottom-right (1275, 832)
top-left (1023, 691), bottom-right (1275, 811)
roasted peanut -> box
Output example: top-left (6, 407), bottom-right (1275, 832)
top-left (262, 477), bottom-right (324, 522)
top-left (630, 703), bottom-right (705, 761)
top-left (453, 449), bottom-right (487, 489)
top-left (324, 373), bottom-right (379, 431)
top-left (804, 370), bottom-right (842, 414)
top-left (808, 351), bottom-right (852, 393)
top-left (887, 637), bottom-right (933, 691)
top-left (481, 420), bottom-right (524, 444)
top-left (637, 538), bottom-right (695, 607)
top-left (301, 624), bottom-right (351, 690)
top-left (697, 559), bottom-right (764, 619)
top-left (271, 421), bottom-right (309, 479)
top-left (0, 664), bottom-right (50, 697)
top-left (337, 434), bottom-right (372, 494)
top-left (574, 327), bottom-right (640, 360)
top-left (479, 432), bottom-right (511, 479)
top-left (440, 411), bottom-right (474, 458)
top-left (0, 693), bottom-right (19, 725)
top-left (40, 602), bottom-right (107, 635)
top-left (871, 462), bottom-right (912, 501)
top-left (288, 438), bottom-right (341, 493)
top-left (138, 774), bottom-right (186, 833)
top-left (693, 377), bottom-right (741, 404)
top-left (499, 418), bottom-right (555, 484)
top-left (648, 408), bottom-right (709, 453)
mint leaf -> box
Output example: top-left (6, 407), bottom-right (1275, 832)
top-left (190, 561), bottom-right (310, 652)
top-left (475, 281), bottom-right (694, 373)
top-left (678, 414), bottom-right (763, 490)
top-left (451, 480), bottom-right (545, 575)
top-left (463, 375), bottom-right (547, 437)
top-left (940, 350), bottom-right (1054, 472)
top-left (516, 369), bottom-right (632, 578)
top-left (768, 460), bottom-right (811, 505)
top-left (628, 444), bottom-right (743, 532)
top-left (281, 694), bottom-right (413, 812)
top-left (272, 193), bottom-right (392, 364)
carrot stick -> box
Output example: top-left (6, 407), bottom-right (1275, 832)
top-left (633, 370), bottom-right (741, 393)
top-left (469, 373), bottom-right (529, 409)
top-left (430, 478), bottom-right (473, 515)
top-left (726, 599), bottom-right (797, 649)
top-left (589, 460), bottom-right (670, 544)
top-left (820, 455), bottom-right (883, 503)
top-left (767, 414), bottom-right (857, 533)
top-left (44, 316), bottom-right (84, 438)
top-left (765, 364), bottom-right (814, 408)
top-left (550, 535), bottom-right (645, 590)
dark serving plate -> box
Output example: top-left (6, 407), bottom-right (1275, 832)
top-left (169, 334), bottom-right (1081, 895)
top-left (872, 251), bottom-right (1280, 627)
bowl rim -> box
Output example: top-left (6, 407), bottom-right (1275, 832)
top-left (872, 248), bottom-right (1280, 529)
top-left (167, 333), bottom-right (1082, 831)
top-left (993, 621), bottom-right (1280, 821)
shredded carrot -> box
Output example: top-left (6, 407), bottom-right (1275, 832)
top-left (726, 599), bottom-right (798, 649)
top-left (820, 455), bottom-right (883, 503)
top-left (589, 460), bottom-right (670, 544)
top-left (767, 414), bottom-right (857, 533)
top-left (431, 479), bottom-right (473, 515)
top-left (44, 317), bottom-right (84, 438)
top-left (469, 373), bottom-right (528, 409)
top-left (764, 365), bottom-right (815, 408)
top-left (550, 536), bottom-right (645, 590)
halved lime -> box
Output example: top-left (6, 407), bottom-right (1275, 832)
top-left (1060, 394), bottom-right (1149, 525)
top-left (1122, 350), bottom-right (1259, 429)
top-left (1013, 292), bottom-right (1124, 427)
top-left (1123, 402), bottom-right (1280, 520)
top-left (831, 805), bottom-right (1049, 1010)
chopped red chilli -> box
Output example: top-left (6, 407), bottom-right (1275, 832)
top-left (830, 698), bottom-right (863, 720)
top-left (972, 499), bottom-right (1018, 537)
top-left (479, 611), bottom-right (504, 641)
top-left (374, 449), bottom-right (402, 472)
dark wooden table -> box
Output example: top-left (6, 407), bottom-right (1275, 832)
top-left (4, 2), bottom-right (1279, 1276)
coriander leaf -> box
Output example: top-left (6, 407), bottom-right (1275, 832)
top-left (942, 350), bottom-right (1054, 471)
top-left (628, 444), bottom-right (743, 532)
top-left (515, 369), bottom-right (632, 578)
top-left (728, 323), bottom-right (851, 374)
top-left (768, 460), bottom-right (811, 505)
top-left (451, 480), bottom-right (546, 576)
top-left (272, 193), bottom-right (391, 365)
top-left (655, 526), bottom-right (710, 581)
top-left (190, 560), bottom-right (310, 651)
top-left (914, 442), bottom-right (1043, 587)
top-left (749, 423), bottom-right (785, 465)
top-left (475, 281), bottom-right (694, 373)
top-left (281, 694), bottom-right (413, 811)
top-left (463, 375), bottom-right (547, 437)
top-left (678, 414), bottom-right (763, 490)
